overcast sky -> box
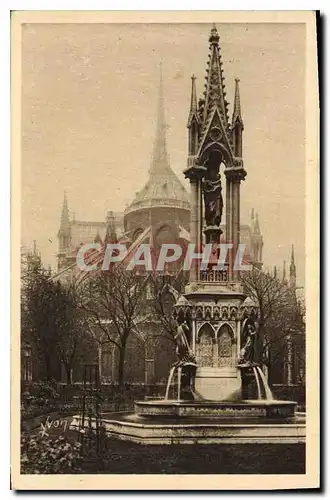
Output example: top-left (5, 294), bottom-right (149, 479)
top-left (21, 22), bottom-right (306, 284)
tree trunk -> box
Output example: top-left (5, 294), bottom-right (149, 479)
top-left (44, 352), bottom-right (52, 381)
top-left (118, 344), bottom-right (126, 388)
top-left (257, 319), bottom-right (265, 365)
top-left (65, 365), bottom-right (72, 384)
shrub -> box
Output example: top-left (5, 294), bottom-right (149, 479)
top-left (28, 380), bottom-right (60, 401)
top-left (21, 432), bottom-right (83, 474)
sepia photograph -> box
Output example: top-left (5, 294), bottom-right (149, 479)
top-left (11, 10), bottom-right (319, 490)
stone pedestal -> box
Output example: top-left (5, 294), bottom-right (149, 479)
top-left (195, 366), bottom-right (241, 401)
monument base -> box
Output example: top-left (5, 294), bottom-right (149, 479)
top-left (195, 366), bottom-right (242, 401)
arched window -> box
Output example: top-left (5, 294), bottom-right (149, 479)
top-left (218, 324), bottom-right (234, 367)
top-left (197, 323), bottom-right (215, 367)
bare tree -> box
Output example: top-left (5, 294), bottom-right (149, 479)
top-left (240, 267), bottom-right (305, 382)
top-left (21, 259), bottom-right (87, 383)
top-left (77, 266), bottom-right (146, 387)
top-left (147, 270), bottom-right (188, 345)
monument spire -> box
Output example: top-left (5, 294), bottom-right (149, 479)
top-left (194, 23), bottom-right (238, 168)
top-left (201, 24), bottom-right (229, 128)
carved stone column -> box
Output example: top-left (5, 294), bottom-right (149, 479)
top-left (231, 179), bottom-right (241, 281)
top-left (225, 163), bottom-right (246, 282)
top-left (189, 177), bottom-right (199, 282)
top-left (184, 162), bottom-right (206, 283)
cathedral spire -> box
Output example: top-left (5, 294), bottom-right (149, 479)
top-left (125, 63), bottom-right (190, 217)
top-left (290, 244), bottom-right (297, 288)
top-left (57, 191), bottom-right (71, 255)
top-left (151, 62), bottom-right (169, 174)
top-left (282, 260), bottom-right (287, 283)
top-left (59, 191), bottom-right (70, 231)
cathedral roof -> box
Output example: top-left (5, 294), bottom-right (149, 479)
top-left (125, 166), bottom-right (190, 214)
top-left (125, 64), bottom-right (190, 216)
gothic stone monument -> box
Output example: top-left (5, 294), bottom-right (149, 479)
top-left (175, 25), bottom-right (248, 401)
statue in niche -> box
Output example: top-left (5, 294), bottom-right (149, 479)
top-left (173, 320), bottom-right (198, 400)
top-left (238, 317), bottom-right (258, 367)
top-left (203, 160), bottom-right (223, 227)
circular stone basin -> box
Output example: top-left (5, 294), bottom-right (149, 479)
top-left (134, 399), bottom-right (297, 419)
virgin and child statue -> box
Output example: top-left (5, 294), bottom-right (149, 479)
top-left (203, 169), bottom-right (223, 228)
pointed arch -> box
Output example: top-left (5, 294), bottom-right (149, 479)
top-left (196, 322), bottom-right (216, 367)
top-left (217, 323), bottom-right (236, 368)
top-left (215, 321), bottom-right (235, 338)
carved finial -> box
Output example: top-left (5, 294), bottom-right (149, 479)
top-left (188, 74), bottom-right (198, 127)
top-left (190, 74), bottom-right (197, 112)
top-left (232, 77), bottom-right (243, 127)
top-left (209, 24), bottom-right (219, 44)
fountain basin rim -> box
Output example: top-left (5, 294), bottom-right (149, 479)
top-left (134, 399), bottom-right (297, 419)
top-left (136, 399), bottom-right (297, 407)
top-left (72, 412), bottom-right (306, 429)
top-left (70, 412), bottom-right (306, 444)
